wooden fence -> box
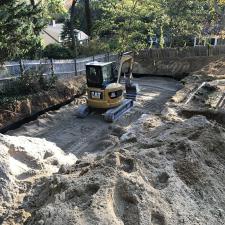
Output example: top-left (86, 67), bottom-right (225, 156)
top-left (135, 46), bottom-right (225, 60)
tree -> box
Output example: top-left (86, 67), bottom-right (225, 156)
top-left (163, 0), bottom-right (209, 46)
top-left (93, 0), bottom-right (168, 50)
top-left (91, 0), bottom-right (217, 49)
top-left (70, 0), bottom-right (78, 56)
top-left (0, 0), bottom-right (46, 62)
top-left (42, 0), bottom-right (67, 22)
top-left (61, 0), bottom-right (79, 57)
top-left (84, 0), bottom-right (92, 36)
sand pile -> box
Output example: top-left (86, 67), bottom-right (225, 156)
top-left (0, 135), bottom-right (77, 224)
top-left (193, 57), bottom-right (225, 79)
top-left (19, 114), bottom-right (225, 225)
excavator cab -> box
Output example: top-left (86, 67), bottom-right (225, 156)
top-left (86, 62), bottom-right (116, 88)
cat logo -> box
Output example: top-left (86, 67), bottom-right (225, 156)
top-left (91, 91), bottom-right (101, 99)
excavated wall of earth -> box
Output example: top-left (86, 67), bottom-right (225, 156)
top-left (0, 76), bottom-right (86, 132)
top-left (133, 55), bottom-right (225, 79)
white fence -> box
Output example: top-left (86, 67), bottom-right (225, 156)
top-left (0, 53), bottom-right (119, 82)
top-left (0, 53), bottom-right (119, 92)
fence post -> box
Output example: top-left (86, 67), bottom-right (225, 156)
top-left (74, 58), bottom-right (78, 76)
top-left (93, 55), bottom-right (95, 61)
top-left (50, 58), bottom-right (55, 77)
top-left (207, 45), bottom-right (210, 57)
top-left (19, 59), bottom-right (25, 76)
top-left (107, 52), bottom-right (110, 62)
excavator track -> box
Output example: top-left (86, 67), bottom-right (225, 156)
top-left (76, 104), bottom-right (91, 118)
top-left (104, 99), bottom-right (133, 122)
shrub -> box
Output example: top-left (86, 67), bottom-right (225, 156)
top-left (78, 39), bottom-right (111, 57)
top-left (43, 44), bottom-right (73, 59)
top-left (0, 69), bottom-right (57, 105)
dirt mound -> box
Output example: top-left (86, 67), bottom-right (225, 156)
top-left (0, 135), bottom-right (77, 224)
top-left (194, 57), bottom-right (225, 78)
top-left (21, 115), bottom-right (225, 225)
top-left (170, 57), bottom-right (225, 129)
top-left (180, 57), bottom-right (225, 86)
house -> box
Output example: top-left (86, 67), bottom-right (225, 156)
top-left (194, 31), bottom-right (225, 47)
top-left (41, 21), bottom-right (89, 47)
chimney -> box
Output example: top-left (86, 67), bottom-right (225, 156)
top-left (52, 20), bottom-right (56, 27)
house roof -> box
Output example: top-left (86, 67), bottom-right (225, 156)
top-left (40, 23), bottom-right (89, 46)
top-left (64, 0), bottom-right (73, 10)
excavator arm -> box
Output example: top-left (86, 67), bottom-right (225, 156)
top-left (117, 54), bottom-right (134, 84)
top-left (116, 53), bottom-right (138, 100)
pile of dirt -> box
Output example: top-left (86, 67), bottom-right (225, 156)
top-left (191, 57), bottom-right (225, 79)
top-left (13, 114), bottom-right (224, 225)
top-left (0, 75), bottom-right (86, 131)
top-left (172, 57), bottom-right (225, 103)
top-left (0, 134), bottom-right (77, 224)
top-left (171, 58), bottom-right (225, 127)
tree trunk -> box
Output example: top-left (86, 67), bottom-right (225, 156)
top-left (222, 6), bottom-right (225, 30)
top-left (214, 0), bottom-right (219, 14)
top-left (84, 0), bottom-right (92, 37)
top-left (70, 0), bottom-right (78, 57)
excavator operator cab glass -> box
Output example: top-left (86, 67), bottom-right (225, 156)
top-left (86, 62), bottom-right (115, 88)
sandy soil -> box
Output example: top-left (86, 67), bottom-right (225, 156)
top-left (26, 115), bottom-right (225, 225)
top-left (7, 77), bottom-right (181, 157)
top-left (0, 135), bottom-right (77, 225)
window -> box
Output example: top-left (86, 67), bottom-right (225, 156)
top-left (102, 65), bottom-right (112, 82)
top-left (86, 66), bottom-right (102, 86)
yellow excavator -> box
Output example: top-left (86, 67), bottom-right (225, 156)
top-left (76, 53), bottom-right (138, 122)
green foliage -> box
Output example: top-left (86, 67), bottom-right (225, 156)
top-left (93, 0), bottom-right (168, 51)
top-left (0, 69), bottom-right (57, 105)
top-left (0, 1), bottom-right (47, 62)
top-left (2, 0), bottom-right (225, 61)
top-left (78, 39), bottom-right (110, 56)
top-left (43, 0), bottom-right (67, 22)
top-left (43, 44), bottom-right (73, 59)
top-left (61, 18), bottom-right (79, 54)
top-left (88, 0), bottom-right (223, 49)
top-left (163, 0), bottom-right (209, 46)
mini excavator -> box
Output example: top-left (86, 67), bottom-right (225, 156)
top-left (76, 53), bottom-right (138, 122)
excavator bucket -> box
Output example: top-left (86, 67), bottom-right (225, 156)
top-left (125, 83), bottom-right (139, 100)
